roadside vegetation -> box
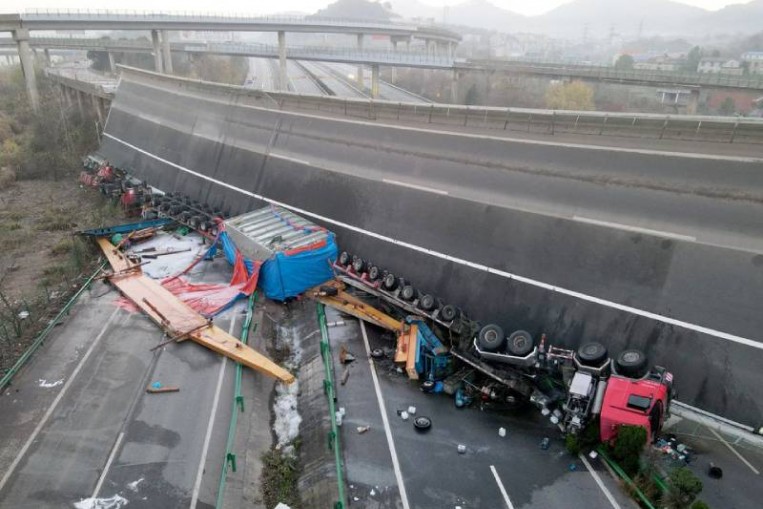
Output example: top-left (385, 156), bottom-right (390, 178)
top-left (0, 65), bottom-right (123, 378)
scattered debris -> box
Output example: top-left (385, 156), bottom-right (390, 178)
top-left (146, 381), bottom-right (179, 394)
top-left (339, 345), bottom-right (355, 364)
top-left (340, 366), bottom-right (350, 385)
top-left (400, 410), bottom-right (409, 421)
top-left (413, 416), bottom-right (432, 432)
top-left (708, 463), bottom-right (723, 479)
top-left (540, 437), bottom-right (550, 450)
top-left (126, 478), bottom-right (145, 492)
top-left (357, 426), bottom-right (370, 434)
top-left (370, 348), bottom-right (385, 359)
top-left (407, 406), bottom-right (417, 415)
top-left (274, 503), bottom-right (293, 509)
top-left (457, 444), bottom-right (467, 454)
top-left (38, 379), bottom-right (64, 388)
top-left (499, 427), bottom-right (507, 438)
top-left (370, 488), bottom-right (376, 496)
top-left (335, 410), bottom-right (344, 426)
top-left (17, 310), bottom-right (29, 320)
top-left (588, 450), bottom-right (598, 459)
top-left (73, 494), bottom-right (129, 509)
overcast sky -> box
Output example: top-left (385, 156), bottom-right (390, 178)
top-left (0, 0), bottom-right (754, 17)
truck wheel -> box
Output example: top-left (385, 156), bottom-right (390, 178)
top-left (382, 273), bottom-right (398, 291)
top-left (368, 265), bottom-right (381, 281)
top-left (352, 257), bottom-right (366, 273)
top-left (477, 324), bottom-right (505, 352)
top-left (616, 349), bottom-right (648, 378)
top-left (413, 416), bottom-right (432, 432)
top-left (440, 304), bottom-right (459, 322)
top-left (338, 251), bottom-right (351, 267)
top-left (401, 285), bottom-right (416, 301)
top-left (506, 330), bottom-right (533, 356)
top-left (577, 342), bottom-right (608, 366)
top-left (418, 294), bottom-right (436, 311)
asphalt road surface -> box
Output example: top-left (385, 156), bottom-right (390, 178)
top-left (0, 238), bottom-right (244, 509)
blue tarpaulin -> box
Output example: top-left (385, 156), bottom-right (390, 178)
top-left (259, 237), bottom-right (338, 300)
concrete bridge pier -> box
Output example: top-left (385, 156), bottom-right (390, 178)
top-left (91, 94), bottom-right (104, 125)
top-left (12, 28), bottom-right (39, 112)
top-left (161, 30), bottom-right (173, 74)
top-left (278, 31), bottom-right (287, 91)
top-left (356, 33), bottom-right (365, 88)
top-left (371, 64), bottom-right (379, 98)
top-left (75, 89), bottom-right (84, 117)
top-left (43, 48), bottom-right (51, 66)
top-left (151, 29), bottom-right (164, 73)
top-left (107, 52), bottom-right (116, 73)
top-left (451, 69), bottom-right (459, 103)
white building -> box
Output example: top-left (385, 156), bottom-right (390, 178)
top-left (697, 57), bottom-right (743, 76)
top-left (741, 51), bottom-right (763, 75)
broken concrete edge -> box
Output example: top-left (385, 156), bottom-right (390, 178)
top-left (0, 259), bottom-right (109, 393)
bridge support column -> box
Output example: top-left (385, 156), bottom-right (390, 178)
top-left (371, 64), bottom-right (379, 98)
top-left (356, 33), bottom-right (365, 88)
top-left (12, 29), bottom-right (39, 112)
top-left (151, 29), bottom-right (164, 73)
top-left (161, 30), bottom-right (173, 74)
top-left (278, 30), bottom-right (287, 91)
top-left (91, 94), bottom-right (104, 125)
top-left (107, 52), bottom-right (116, 73)
top-left (451, 69), bottom-right (459, 103)
top-left (686, 89), bottom-right (700, 115)
top-left (426, 39), bottom-right (434, 56)
top-left (43, 48), bottom-right (51, 66)
top-left (75, 89), bottom-right (84, 117)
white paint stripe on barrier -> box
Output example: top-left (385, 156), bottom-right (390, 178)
top-left (572, 216), bottom-right (696, 242)
top-left (102, 132), bottom-right (763, 351)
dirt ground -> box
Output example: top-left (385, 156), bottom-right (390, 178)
top-left (0, 174), bottom-right (123, 373)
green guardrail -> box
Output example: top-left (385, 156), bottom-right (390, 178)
top-left (317, 303), bottom-right (348, 509)
top-left (215, 291), bottom-right (257, 509)
top-left (596, 445), bottom-right (657, 509)
top-left (0, 259), bottom-right (108, 393)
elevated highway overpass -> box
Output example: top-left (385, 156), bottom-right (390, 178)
top-left (93, 66), bottom-right (763, 428)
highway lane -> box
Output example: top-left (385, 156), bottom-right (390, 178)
top-left (244, 57), bottom-right (275, 90)
top-left (99, 73), bottom-right (763, 424)
top-left (298, 60), bottom-right (368, 98)
top-left (324, 62), bottom-right (429, 103)
top-left (0, 240), bottom-right (243, 509)
top-left (285, 60), bottom-right (323, 95)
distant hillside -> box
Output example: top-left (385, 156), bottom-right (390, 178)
top-left (389, 0), bottom-right (763, 38)
top-left (312, 0), bottom-right (395, 20)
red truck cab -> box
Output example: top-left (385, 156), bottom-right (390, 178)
top-left (599, 369), bottom-right (672, 444)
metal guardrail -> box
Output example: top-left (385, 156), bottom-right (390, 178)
top-left (317, 303), bottom-right (347, 509)
top-left (0, 260), bottom-right (107, 393)
top-left (215, 291), bottom-right (257, 509)
top-left (463, 59), bottom-right (763, 90)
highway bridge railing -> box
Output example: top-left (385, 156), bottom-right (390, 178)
top-left (270, 91), bottom-right (763, 144)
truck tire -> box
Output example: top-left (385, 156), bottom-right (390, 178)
top-left (413, 416), bottom-right (432, 432)
top-left (477, 324), bottom-right (505, 352)
top-left (401, 285), bottom-right (416, 301)
top-left (338, 251), bottom-right (351, 267)
top-left (440, 304), bottom-right (459, 322)
top-left (368, 265), bottom-right (381, 281)
top-left (352, 257), bottom-right (366, 274)
top-left (577, 342), bottom-right (608, 366)
top-left (506, 330), bottom-right (533, 356)
top-left (382, 273), bottom-right (398, 291)
top-left (418, 294), bottom-right (436, 311)
top-left (616, 349), bottom-right (648, 378)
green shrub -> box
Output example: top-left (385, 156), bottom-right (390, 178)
top-left (664, 467), bottom-right (703, 509)
top-left (691, 500), bottom-right (710, 509)
top-left (612, 425), bottom-right (647, 476)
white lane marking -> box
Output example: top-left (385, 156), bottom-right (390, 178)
top-left (579, 453), bottom-right (622, 509)
top-left (572, 216), bottom-right (696, 242)
top-left (0, 307), bottom-right (121, 492)
top-left (91, 431), bottom-right (125, 498)
top-left (270, 152), bottom-right (312, 166)
top-left (190, 315), bottom-right (236, 509)
top-left (382, 178), bottom-right (449, 195)
top-left (358, 320), bottom-right (411, 509)
top-left (707, 426), bottom-right (761, 475)
top-left (489, 465), bottom-right (516, 509)
top-left (102, 134), bottom-right (763, 352)
top-left (129, 77), bottom-right (763, 164)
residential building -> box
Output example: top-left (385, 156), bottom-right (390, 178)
top-left (697, 57), bottom-right (743, 76)
top-left (741, 51), bottom-right (763, 75)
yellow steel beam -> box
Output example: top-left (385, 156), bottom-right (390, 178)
top-left (97, 238), bottom-right (295, 384)
top-left (308, 280), bottom-right (407, 334)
